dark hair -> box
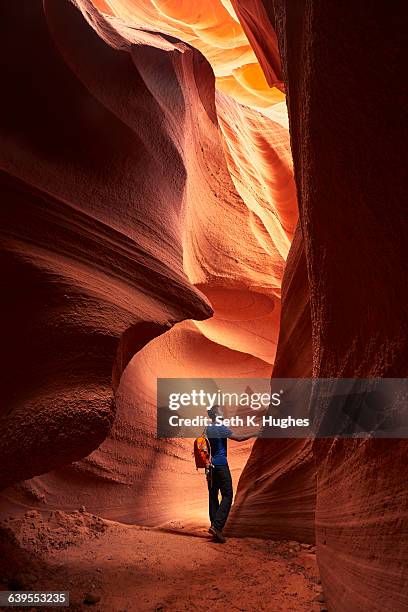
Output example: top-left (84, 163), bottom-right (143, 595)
top-left (207, 407), bottom-right (218, 421)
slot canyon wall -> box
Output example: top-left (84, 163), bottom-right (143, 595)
top-left (227, 224), bottom-right (315, 544)
top-left (1, 2), bottom-right (407, 612)
top-left (0, 0), bottom-right (215, 491)
top-left (1, 0), bottom-right (297, 526)
top-left (229, 1), bottom-right (408, 611)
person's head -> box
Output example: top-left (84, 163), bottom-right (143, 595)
top-left (207, 405), bottom-right (222, 422)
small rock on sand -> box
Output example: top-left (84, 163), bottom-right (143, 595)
top-left (83, 592), bottom-right (101, 605)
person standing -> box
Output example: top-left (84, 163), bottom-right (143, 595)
top-left (206, 406), bottom-right (255, 543)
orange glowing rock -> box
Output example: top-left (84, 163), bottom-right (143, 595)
top-left (89, 0), bottom-right (286, 113)
top-left (0, 0), bottom-right (297, 530)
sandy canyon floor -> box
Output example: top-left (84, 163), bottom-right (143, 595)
top-left (0, 510), bottom-right (326, 611)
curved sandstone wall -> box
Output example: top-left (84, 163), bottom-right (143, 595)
top-left (231, 2), bottom-right (408, 611)
top-left (1, 0), bottom-right (297, 527)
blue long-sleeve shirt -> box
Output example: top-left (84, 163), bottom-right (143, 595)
top-left (206, 424), bottom-right (233, 466)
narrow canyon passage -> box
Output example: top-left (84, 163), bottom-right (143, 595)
top-left (1, 2), bottom-right (407, 612)
top-left (0, 0), bottom-right (318, 609)
top-left (2, 511), bottom-right (324, 611)
top-left (0, 0), bottom-right (310, 608)
top-left (1, 0), bottom-right (296, 525)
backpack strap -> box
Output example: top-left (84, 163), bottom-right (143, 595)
top-left (203, 425), bottom-right (212, 466)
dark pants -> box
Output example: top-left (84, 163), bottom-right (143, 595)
top-left (208, 464), bottom-right (233, 531)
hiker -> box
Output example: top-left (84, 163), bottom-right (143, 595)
top-left (206, 406), bottom-right (255, 543)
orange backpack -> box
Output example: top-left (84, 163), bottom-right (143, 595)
top-left (193, 432), bottom-right (212, 470)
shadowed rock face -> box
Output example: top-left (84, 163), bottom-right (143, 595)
top-left (228, 224), bottom-right (316, 543)
top-left (2, 1), bottom-right (407, 609)
top-left (232, 1), bottom-right (408, 610)
top-left (0, 0), bottom-right (212, 489)
top-left (1, 0), bottom-right (297, 525)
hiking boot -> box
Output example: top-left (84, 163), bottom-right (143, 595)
top-left (209, 526), bottom-right (226, 543)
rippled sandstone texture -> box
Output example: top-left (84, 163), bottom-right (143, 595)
top-left (1, 0), bottom-right (297, 526)
top-left (88, 0), bottom-right (286, 111)
top-left (0, 0), bottom-right (216, 490)
top-left (227, 224), bottom-right (315, 544)
top-left (231, 1), bottom-right (408, 611)
top-left (3, 2), bottom-right (407, 611)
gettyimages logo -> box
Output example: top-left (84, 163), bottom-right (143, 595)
top-left (156, 378), bottom-right (408, 439)
top-left (167, 388), bottom-right (282, 410)
top-left (165, 388), bottom-right (308, 430)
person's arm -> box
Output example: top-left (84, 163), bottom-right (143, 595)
top-left (229, 432), bottom-right (256, 442)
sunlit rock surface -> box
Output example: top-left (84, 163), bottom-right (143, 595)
top-left (1, 0), bottom-right (297, 527)
top-left (0, 0), bottom-right (212, 490)
top-left (3, 4), bottom-right (405, 611)
top-left (87, 0), bottom-right (285, 111)
top-left (232, 1), bottom-right (408, 610)
top-left (228, 225), bottom-right (315, 543)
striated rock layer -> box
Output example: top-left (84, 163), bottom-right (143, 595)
top-left (1, 0), bottom-right (297, 527)
top-left (86, 0), bottom-right (286, 110)
top-left (228, 224), bottom-right (315, 543)
top-left (233, 1), bottom-right (408, 611)
top-left (0, 0), bottom-right (217, 490)
top-left (5, 4), bottom-right (407, 611)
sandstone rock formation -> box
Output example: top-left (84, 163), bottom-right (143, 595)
top-left (2, 2), bottom-right (407, 611)
top-left (228, 224), bottom-right (315, 543)
top-left (231, 2), bottom-right (408, 610)
top-left (0, 0), bottom-right (213, 490)
top-left (86, 0), bottom-right (286, 110)
top-left (1, 0), bottom-right (297, 527)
